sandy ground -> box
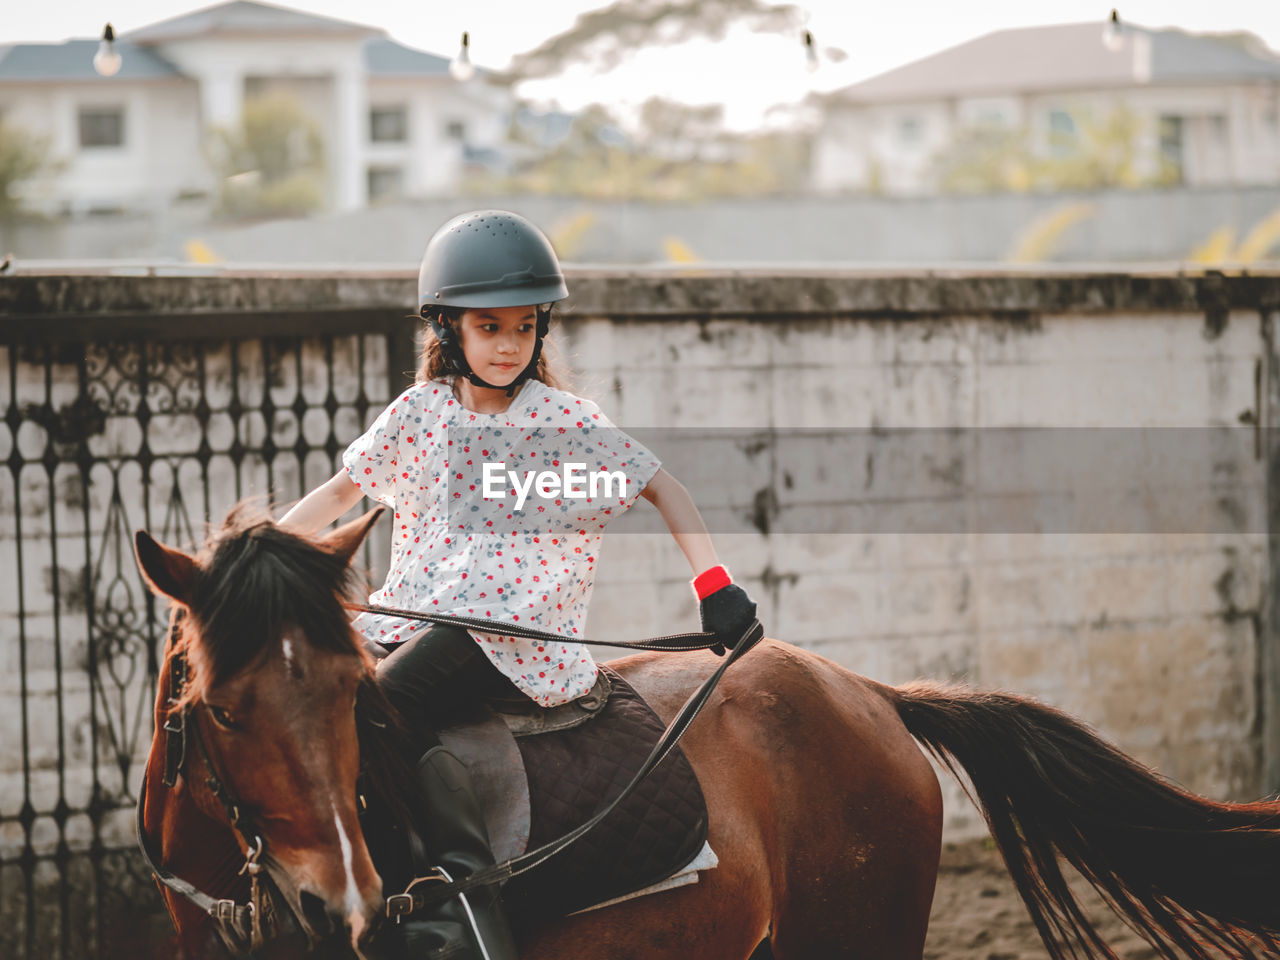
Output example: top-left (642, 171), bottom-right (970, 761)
top-left (926, 839), bottom-right (1159, 960)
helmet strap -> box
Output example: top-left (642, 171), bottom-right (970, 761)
top-left (434, 306), bottom-right (550, 399)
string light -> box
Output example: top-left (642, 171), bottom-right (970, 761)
top-left (803, 30), bottom-right (820, 73)
top-left (1101, 9), bottom-right (1125, 52)
top-left (450, 31), bottom-right (476, 82)
top-left (93, 23), bottom-right (122, 77)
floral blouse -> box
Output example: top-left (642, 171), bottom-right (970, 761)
top-left (343, 378), bottom-right (661, 707)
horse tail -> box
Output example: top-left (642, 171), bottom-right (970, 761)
top-left (889, 680), bottom-right (1280, 960)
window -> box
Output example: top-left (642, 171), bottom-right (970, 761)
top-left (974, 109), bottom-right (1008, 128)
top-left (444, 119), bottom-right (467, 142)
top-left (1047, 109), bottom-right (1076, 156)
top-left (367, 165), bottom-right (404, 203)
top-left (78, 107), bottom-right (124, 148)
top-left (370, 106), bottom-right (407, 143)
top-left (1158, 115), bottom-right (1184, 184)
top-left (897, 115), bottom-right (921, 145)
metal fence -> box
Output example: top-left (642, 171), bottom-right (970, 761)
top-left (0, 310), bottom-right (415, 959)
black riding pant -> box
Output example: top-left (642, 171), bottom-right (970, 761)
top-left (367, 624), bottom-right (522, 754)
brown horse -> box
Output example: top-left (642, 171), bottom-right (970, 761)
top-left (136, 507), bottom-right (1280, 960)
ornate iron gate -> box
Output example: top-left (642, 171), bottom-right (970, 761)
top-left (0, 308), bottom-right (416, 959)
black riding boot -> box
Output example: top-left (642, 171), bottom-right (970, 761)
top-left (397, 746), bottom-right (518, 960)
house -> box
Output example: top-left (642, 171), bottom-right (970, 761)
top-left (0, 0), bottom-right (514, 215)
top-left (810, 21), bottom-right (1280, 196)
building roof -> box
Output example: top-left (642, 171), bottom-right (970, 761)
top-left (831, 21), bottom-right (1280, 104)
top-left (364, 37), bottom-right (450, 76)
top-left (0, 40), bottom-right (182, 82)
top-left (125, 0), bottom-right (381, 45)
top-left (0, 4), bottom-right (473, 85)
top-left (0, 33), bottom-right (459, 84)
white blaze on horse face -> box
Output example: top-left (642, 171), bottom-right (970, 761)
top-left (331, 801), bottom-right (368, 943)
top-left (282, 637), bottom-right (294, 672)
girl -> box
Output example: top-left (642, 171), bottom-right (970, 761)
top-left (280, 210), bottom-right (758, 960)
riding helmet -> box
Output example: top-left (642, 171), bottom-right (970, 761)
top-left (417, 210), bottom-right (568, 393)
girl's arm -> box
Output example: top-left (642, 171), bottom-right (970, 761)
top-left (641, 468), bottom-right (761, 655)
top-left (639, 469), bottom-right (719, 575)
top-left (279, 469), bottom-right (366, 536)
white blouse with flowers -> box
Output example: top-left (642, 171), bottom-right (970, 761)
top-left (343, 378), bottom-right (661, 707)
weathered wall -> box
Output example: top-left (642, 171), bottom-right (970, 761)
top-left (559, 302), bottom-right (1269, 837)
top-left (0, 268), bottom-right (1277, 956)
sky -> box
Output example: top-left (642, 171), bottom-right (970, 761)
top-left (8, 0), bottom-right (1280, 129)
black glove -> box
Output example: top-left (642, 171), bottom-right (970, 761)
top-left (694, 566), bottom-right (761, 657)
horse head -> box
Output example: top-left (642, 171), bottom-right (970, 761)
top-left (135, 505), bottom-right (392, 955)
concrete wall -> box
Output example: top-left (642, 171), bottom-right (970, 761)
top-left (565, 312), bottom-right (1265, 837)
top-left (0, 268), bottom-right (1277, 953)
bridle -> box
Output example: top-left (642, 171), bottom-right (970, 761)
top-left (137, 606), bottom-right (762, 953)
top-left (136, 616), bottom-right (340, 956)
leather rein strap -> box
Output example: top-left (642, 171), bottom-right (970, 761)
top-left (136, 618), bottom-right (277, 956)
top-left (135, 772), bottom-right (265, 953)
top-left (345, 602), bottom-right (728, 653)
top-left (348, 603), bottom-right (764, 921)
top-left (137, 602), bottom-right (762, 944)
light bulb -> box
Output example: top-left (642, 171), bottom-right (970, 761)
top-left (93, 22), bottom-right (122, 77)
top-left (449, 32), bottom-right (475, 82)
top-left (803, 30), bottom-right (819, 73)
top-left (1101, 9), bottom-right (1125, 52)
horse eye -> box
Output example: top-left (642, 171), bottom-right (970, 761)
top-left (208, 705), bottom-right (240, 731)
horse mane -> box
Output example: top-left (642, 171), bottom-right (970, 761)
top-left (178, 502), bottom-right (363, 700)
top-left (166, 500), bottom-right (420, 844)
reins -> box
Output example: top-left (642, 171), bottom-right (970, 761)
top-left (137, 603), bottom-right (763, 949)
top-left (365, 607), bottom-right (764, 921)
top-left (345, 601), bottom-right (733, 653)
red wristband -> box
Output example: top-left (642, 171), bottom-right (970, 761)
top-left (692, 565), bottom-right (732, 600)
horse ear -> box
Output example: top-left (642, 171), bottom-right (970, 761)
top-left (134, 531), bottom-right (197, 606)
top-left (319, 507), bottom-right (385, 565)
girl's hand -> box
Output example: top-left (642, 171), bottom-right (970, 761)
top-left (693, 565), bottom-right (762, 657)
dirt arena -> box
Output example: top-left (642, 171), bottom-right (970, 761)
top-left (926, 839), bottom-right (1157, 960)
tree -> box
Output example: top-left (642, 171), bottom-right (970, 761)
top-left (935, 125), bottom-right (1034, 195)
top-left (0, 119), bottom-right (53, 221)
top-left (1039, 104), bottom-right (1145, 190)
top-left (501, 0), bottom-right (806, 82)
top-left (466, 98), bottom-right (810, 200)
top-left (208, 93), bottom-right (326, 219)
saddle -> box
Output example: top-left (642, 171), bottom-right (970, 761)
top-left (437, 666), bottom-right (710, 928)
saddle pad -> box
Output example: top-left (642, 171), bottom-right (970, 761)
top-left (500, 666), bottom-right (709, 927)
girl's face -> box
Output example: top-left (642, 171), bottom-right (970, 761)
top-left (455, 305), bottom-right (538, 386)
